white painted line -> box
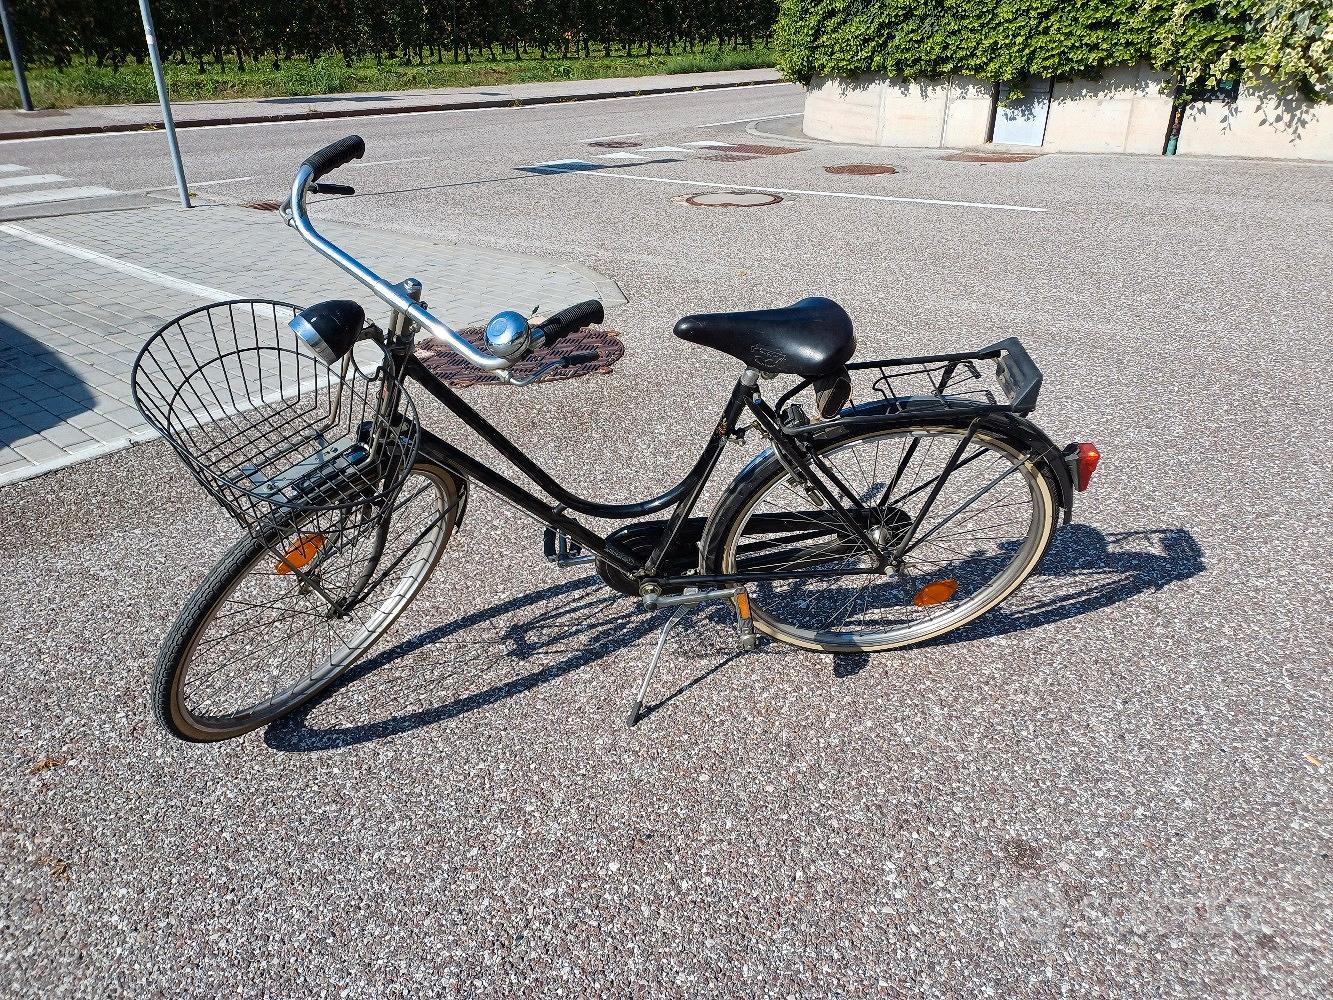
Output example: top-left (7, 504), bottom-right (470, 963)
top-left (0, 223), bottom-right (237, 298)
top-left (580, 132), bottom-right (644, 142)
top-left (638, 146), bottom-right (690, 153)
top-left (0, 83), bottom-right (796, 143)
top-left (188, 175), bottom-right (255, 187)
top-left (0, 173), bottom-right (66, 189)
top-left (598, 152), bottom-right (647, 160)
top-left (694, 112), bottom-right (802, 128)
top-left (0, 185), bottom-right (117, 207)
top-left (0, 163), bottom-right (29, 173)
top-left (685, 141), bottom-right (733, 147)
top-left (360, 156), bottom-right (432, 166)
top-left (528, 166), bottom-right (1048, 213)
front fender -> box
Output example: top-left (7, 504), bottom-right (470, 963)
top-left (416, 428), bottom-right (472, 529)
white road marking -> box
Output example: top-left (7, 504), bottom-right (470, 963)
top-left (685, 141), bottom-right (733, 147)
top-left (0, 82), bottom-right (796, 143)
top-left (0, 223), bottom-right (237, 298)
top-left (638, 146), bottom-right (690, 152)
top-left (360, 156), bottom-right (432, 166)
top-left (598, 152), bottom-right (647, 160)
top-left (0, 173), bottom-right (67, 189)
top-left (580, 132), bottom-right (644, 142)
top-left (0, 164), bottom-right (29, 173)
top-left (0, 185), bottom-right (118, 207)
top-left (141, 175), bottom-right (255, 192)
top-left (694, 112), bottom-right (802, 128)
top-left (526, 165), bottom-right (1047, 213)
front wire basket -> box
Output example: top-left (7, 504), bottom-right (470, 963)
top-left (132, 300), bottom-right (422, 602)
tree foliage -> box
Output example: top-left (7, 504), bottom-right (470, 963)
top-left (10, 1), bottom-right (778, 70)
top-left (774, 0), bottom-right (1333, 101)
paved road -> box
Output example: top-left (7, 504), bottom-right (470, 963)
top-left (2, 83), bottom-right (1332, 997)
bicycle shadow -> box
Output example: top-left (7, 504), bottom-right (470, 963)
top-left (944, 524), bottom-right (1205, 643)
top-left (264, 575), bottom-right (661, 752)
top-left (265, 524), bottom-right (1204, 748)
top-left (829, 525), bottom-right (1206, 676)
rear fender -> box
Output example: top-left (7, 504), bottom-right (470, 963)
top-left (834, 398), bottom-right (1074, 522)
top-left (720, 401), bottom-right (1075, 532)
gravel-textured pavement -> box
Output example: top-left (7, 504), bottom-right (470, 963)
top-left (2, 85), bottom-right (1332, 997)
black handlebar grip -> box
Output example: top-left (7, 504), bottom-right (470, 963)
top-left (536, 299), bottom-right (604, 346)
top-left (303, 135), bottom-right (366, 182)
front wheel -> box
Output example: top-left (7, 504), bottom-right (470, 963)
top-left (703, 423), bottom-right (1059, 652)
top-left (152, 461), bottom-right (464, 742)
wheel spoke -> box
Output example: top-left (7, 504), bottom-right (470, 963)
top-left (721, 427), bottom-right (1050, 649)
top-left (169, 467), bottom-right (456, 733)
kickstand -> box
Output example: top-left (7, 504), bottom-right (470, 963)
top-left (626, 605), bottom-right (687, 728)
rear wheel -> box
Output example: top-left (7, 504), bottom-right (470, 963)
top-left (153, 462), bottom-right (463, 742)
top-left (704, 424), bottom-right (1058, 652)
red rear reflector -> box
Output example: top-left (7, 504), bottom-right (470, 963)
top-left (1076, 442), bottom-right (1100, 492)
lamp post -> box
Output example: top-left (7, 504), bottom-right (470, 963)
top-left (138, 0), bottom-right (191, 207)
top-left (0, 0), bottom-right (32, 112)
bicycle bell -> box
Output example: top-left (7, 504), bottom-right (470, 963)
top-left (484, 310), bottom-right (531, 360)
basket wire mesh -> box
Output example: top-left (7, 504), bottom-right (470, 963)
top-left (132, 299), bottom-right (421, 607)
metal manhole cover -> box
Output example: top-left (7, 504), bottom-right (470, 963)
top-left (686, 191), bottom-right (783, 208)
top-left (416, 325), bottom-right (624, 388)
top-left (587, 140), bottom-right (641, 148)
top-left (704, 153), bottom-right (762, 163)
top-left (244, 200), bottom-right (281, 211)
top-left (825, 163), bottom-right (898, 175)
top-left (942, 152), bottom-right (1041, 163)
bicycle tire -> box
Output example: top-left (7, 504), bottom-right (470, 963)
top-left (153, 461), bottom-right (464, 742)
top-left (702, 422), bottom-right (1060, 653)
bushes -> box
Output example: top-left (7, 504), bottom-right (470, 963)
top-left (8, 1), bottom-right (779, 71)
top-left (774, 1), bottom-right (1332, 101)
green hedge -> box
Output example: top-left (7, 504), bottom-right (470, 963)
top-left (774, 1), bottom-right (1332, 101)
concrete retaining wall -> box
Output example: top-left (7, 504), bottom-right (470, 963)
top-left (1042, 64), bottom-right (1174, 154)
top-left (803, 75), bottom-right (992, 148)
top-left (1178, 82), bottom-right (1333, 160)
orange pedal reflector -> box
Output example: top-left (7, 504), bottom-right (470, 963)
top-left (275, 533), bottom-right (326, 575)
top-left (735, 591), bottom-right (751, 619)
top-left (912, 579), bottom-right (958, 607)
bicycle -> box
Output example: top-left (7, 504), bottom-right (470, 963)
top-left (131, 135), bottom-right (1101, 743)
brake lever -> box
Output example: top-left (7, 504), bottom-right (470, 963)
top-left (507, 350), bottom-right (600, 388)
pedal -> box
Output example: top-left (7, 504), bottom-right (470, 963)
top-left (734, 589), bottom-right (757, 651)
top-left (542, 526), bottom-right (595, 567)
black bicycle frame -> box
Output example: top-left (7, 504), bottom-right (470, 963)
top-left (400, 354), bottom-right (888, 591)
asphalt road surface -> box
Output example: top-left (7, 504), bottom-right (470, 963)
top-left (2, 83), bottom-right (1332, 997)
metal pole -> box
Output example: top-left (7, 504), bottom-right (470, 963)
top-left (0, 0), bottom-right (32, 112)
top-left (137, 0), bottom-right (190, 208)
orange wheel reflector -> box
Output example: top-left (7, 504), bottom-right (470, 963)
top-left (275, 533), bottom-right (326, 575)
top-left (735, 591), bottom-right (751, 619)
top-left (912, 579), bottom-right (958, 607)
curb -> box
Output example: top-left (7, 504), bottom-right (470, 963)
top-left (0, 75), bottom-right (786, 142)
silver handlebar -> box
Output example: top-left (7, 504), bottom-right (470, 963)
top-left (284, 164), bottom-right (514, 374)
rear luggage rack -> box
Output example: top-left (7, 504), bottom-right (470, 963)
top-left (775, 337), bottom-right (1043, 420)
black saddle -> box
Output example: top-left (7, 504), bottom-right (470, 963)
top-left (673, 297), bottom-right (855, 378)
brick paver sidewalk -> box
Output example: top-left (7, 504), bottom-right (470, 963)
top-left (0, 203), bottom-right (623, 486)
